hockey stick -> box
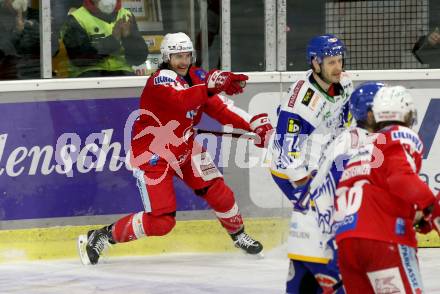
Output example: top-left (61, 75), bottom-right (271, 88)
top-left (194, 128), bottom-right (256, 140)
top-left (333, 280), bottom-right (344, 291)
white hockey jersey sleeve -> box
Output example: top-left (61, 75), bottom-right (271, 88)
top-left (286, 127), bottom-right (370, 263)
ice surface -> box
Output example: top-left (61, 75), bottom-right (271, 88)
top-left (0, 247), bottom-right (438, 293)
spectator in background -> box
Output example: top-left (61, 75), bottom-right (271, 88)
top-left (51, 0), bottom-right (82, 55)
top-left (62, 0), bottom-right (148, 78)
top-left (0, 0), bottom-right (40, 80)
top-left (413, 27), bottom-right (440, 68)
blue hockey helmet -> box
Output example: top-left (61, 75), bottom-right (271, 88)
top-left (349, 81), bottom-right (385, 122)
top-left (306, 34), bottom-right (346, 65)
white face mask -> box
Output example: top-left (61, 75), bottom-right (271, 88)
top-left (97, 0), bottom-right (117, 14)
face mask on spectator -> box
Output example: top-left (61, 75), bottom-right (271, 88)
top-left (97, 0), bottom-right (117, 14)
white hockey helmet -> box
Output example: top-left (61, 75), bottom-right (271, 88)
top-left (160, 32), bottom-right (196, 63)
top-left (372, 86), bottom-right (417, 126)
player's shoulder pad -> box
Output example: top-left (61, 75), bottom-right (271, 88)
top-left (153, 69), bottom-right (178, 85)
top-left (389, 125), bottom-right (424, 154)
top-left (328, 128), bottom-right (353, 159)
top-left (281, 76), bottom-right (326, 127)
top-left (331, 127), bottom-right (368, 157)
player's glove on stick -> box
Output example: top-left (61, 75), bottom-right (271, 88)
top-left (205, 70), bottom-right (248, 96)
top-left (415, 218), bottom-right (433, 234)
top-left (250, 113), bottom-right (274, 148)
top-left (291, 170), bottom-right (317, 212)
top-left (416, 192), bottom-right (440, 235)
top-left (429, 193), bottom-right (440, 235)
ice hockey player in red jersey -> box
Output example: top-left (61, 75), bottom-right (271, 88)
top-left (77, 32), bottom-right (273, 265)
top-left (334, 85), bottom-right (438, 293)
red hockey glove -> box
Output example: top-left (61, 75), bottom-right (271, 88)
top-left (250, 113), bottom-right (274, 148)
top-left (416, 193), bottom-right (440, 235)
top-left (431, 193), bottom-right (440, 235)
top-left (205, 70), bottom-right (248, 96)
top-left (415, 218), bottom-right (433, 234)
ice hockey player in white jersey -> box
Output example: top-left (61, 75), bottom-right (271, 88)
top-left (307, 82), bottom-right (385, 293)
top-left (267, 34), bottom-right (354, 293)
top-left (269, 34), bottom-right (353, 206)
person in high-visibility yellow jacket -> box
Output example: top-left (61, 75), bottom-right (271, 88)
top-left (62, 0), bottom-right (148, 78)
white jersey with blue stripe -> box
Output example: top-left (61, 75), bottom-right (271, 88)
top-left (286, 127), bottom-right (371, 263)
top-left (309, 127), bottom-right (373, 235)
top-left (269, 70), bottom-right (353, 183)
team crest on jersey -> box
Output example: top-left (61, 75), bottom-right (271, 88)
top-left (194, 69), bottom-right (207, 81)
top-left (287, 118), bottom-right (301, 133)
top-left (301, 88), bottom-right (315, 106)
top-left (154, 75), bottom-right (175, 85)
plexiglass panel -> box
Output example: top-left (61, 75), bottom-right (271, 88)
top-left (0, 0), bottom-right (41, 80)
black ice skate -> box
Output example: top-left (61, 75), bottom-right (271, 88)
top-left (230, 229), bottom-right (263, 256)
top-left (77, 226), bottom-right (114, 265)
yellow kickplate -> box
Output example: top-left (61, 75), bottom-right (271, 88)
top-left (0, 217), bottom-right (290, 262)
top-left (1, 217), bottom-right (436, 263)
top-left (417, 230), bottom-right (440, 248)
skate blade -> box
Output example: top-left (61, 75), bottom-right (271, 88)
top-left (77, 234), bottom-right (91, 265)
top-left (239, 249), bottom-right (265, 259)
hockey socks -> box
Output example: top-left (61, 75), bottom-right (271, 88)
top-left (196, 179), bottom-right (244, 234)
top-left (111, 212), bottom-right (176, 242)
top-left (214, 203), bottom-right (244, 234)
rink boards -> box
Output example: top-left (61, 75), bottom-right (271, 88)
top-left (0, 217), bottom-right (290, 262)
top-left (0, 70), bottom-right (439, 261)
